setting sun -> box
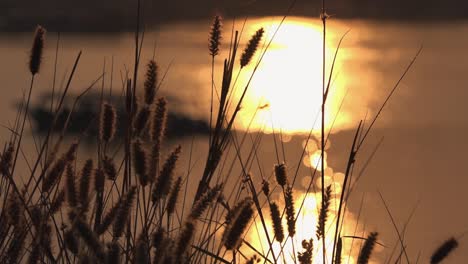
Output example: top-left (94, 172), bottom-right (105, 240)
top-left (235, 18), bottom-right (350, 134)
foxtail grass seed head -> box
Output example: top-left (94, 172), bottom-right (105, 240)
top-left (153, 237), bottom-right (172, 264)
top-left (240, 28), bottom-right (264, 68)
top-left (134, 105), bottom-right (151, 135)
top-left (148, 142), bottom-right (160, 183)
top-left (269, 202), bottom-right (284, 243)
top-left (50, 189), bottom-right (65, 214)
top-left (226, 198), bottom-right (252, 225)
top-left (166, 176), bottom-right (182, 215)
top-left (29, 25), bottom-right (46, 75)
top-left (316, 185), bottom-right (332, 240)
top-left (335, 237), bottom-right (343, 264)
top-left (7, 192), bottom-right (23, 225)
top-left (152, 227), bottom-right (165, 249)
top-left (431, 237), bottom-right (458, 264)
top-left (0, 142), bottom-right (14, 176)
top-left (28, 241), bottom-right (41, 264)
top-left (99, 102), bottom-right (117, 143)
top-left (42, 154), bottom-right (68, 193)
top-left (261, 179), bottom-right (270, 197)
top-left (150, 97), bottom-right (167, 142)
top-left (153, 145), bottom-right (181, 200)
top-left (144, 60), bottom-right (158, 105)
top-left (30, 206), bottom-right (43, 229)
top-left (102, 155), bottom-right (117, 181)
top-left (97, 197), bottom-right (121, 235)
top-left (75, 219), bottom-right (106, 261)
top-left (246, 255), bottom-right (260, 264)
top-left (65, 141), bottom-right (79, 162)
top-left (175, 220), bottom-right (195, 261)
top-left (284, 185), bottom-right (296, 237)
top-left (133, 139), bottom-right (149, 186)
top-left (79, 159), bottom-right (93, 210)
top-left (274, 163), bottom-right (287, 187)
top-left (135, 232), bottom-right (150, 264)
top-left (298, 239), bottom-right (314, 264)
top-left (94, 168), bottom-right (105, 193)
top-left (7, 225), bottom-right (27, 263)
top-left (106, 242), bottom-right (120, 264)
top-left (190, 184), bottom-right (222, 219)
top-left (64, 229), bottom-right (79, 254)
top-left (66, 164), bottom-right (77, 208)
top-left (357, 232), bottom-right (378, 264)
top-left (113, 186), bottom-right (137, 238)
top-left (45, 143), bottom-right (77, 192)
top-left (209, 15), bottom-right (222, 57)
top-left (222, 198), bottom-right (254, 250)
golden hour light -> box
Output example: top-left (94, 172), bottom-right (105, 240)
top-left (246, 191), bottom-right (361, 264)
top-left (2, 0), bottom-right (466, 262)
top-left (234, 18), bottom-right (353, 134)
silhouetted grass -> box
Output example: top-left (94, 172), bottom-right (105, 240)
top-left (0, 1), bottom-right (458, 263)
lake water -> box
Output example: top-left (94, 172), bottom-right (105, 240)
top-left (1, 17), bottom-right (468, 262)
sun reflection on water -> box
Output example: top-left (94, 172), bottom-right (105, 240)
top-left (234, 18), bottom-right (353, 134)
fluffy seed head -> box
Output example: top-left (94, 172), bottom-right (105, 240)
top-left (135, 232), bottom-right (150, 264)
top-left (269, 202), bottom-right (284, 243)
top-left (7, 224), bottom-right (27, 263)
top-left (113, 186), bottom-right (137, 238)
top-left (166, 177), bottom-right (182, 215)
top-left (64, 229), bottom-right (78, 254)
top-left (335, 237), bottom-right (343, 264)
top-left (222, 198), bottom-right (254, 250)
top-left (65, 164), bottom-right (77, 208)
top-left (316, 185), bottom-right (332, 240)
top-left (284, 185), bottom-right (296, 237)
top-left (0, 142), bottom-right (14, 176)
top-left (102, 155), bottom-right (117, 181)
top-left (225, 197), bottom-right (252, 225)
top-left (50, 189), bottom-right (65, 214)
top-left (29, 25), bottom-right (46, 75)
top-left (261, 179), bottom-right (270, 197)
top-left (79, 159), bottom-right (94, 210)
top-left (152, 227), bottom-right (165, 249)
top-left (274, 163), bottom-right (287, 187)
top-left (175, 220), bottom-right (195, 261)
top-left (431, 237), bottom-right (459, 264)
top-left (133, 105), bottom-right (151, 136)
top-left (42, 154), bottom-right (68, 193)
top-left (209, 15), bottom-right (222, 57)
top-left (240, 28), bottom-right (264, 68)
top-left (153, 145), bottom-right (181, 200)
top-left (75, 219), bottom-right (106, 261)
top-left (298, 239), bottom-right (313, 264)
top-left (97, 197), bottom-right (121, 235)
top-left (150, 97), bottom-right (167, 142)
top-left (106, 242), bottom-right (120, 264)
top-left (144, 60), bottom-right (158, 105)
top-left (133, 139), bottom-right (149, 186)
top-left (94, 168), bottom-right (105, 193)
top-left (99, 102), bottom-right (117, 143)
top-left (357, 232), bottom-right (378, 264)
top-left (190, 184), bottom-right (222, 219)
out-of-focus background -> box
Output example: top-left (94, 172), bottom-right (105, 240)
top-left (1, 0), bottom-right (468, 263)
